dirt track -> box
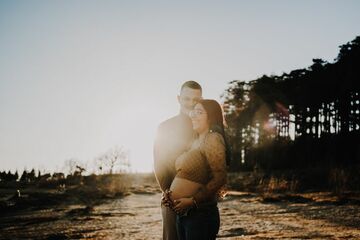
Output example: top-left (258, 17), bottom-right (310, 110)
top-left (1, 191), bottom-right (359, 239)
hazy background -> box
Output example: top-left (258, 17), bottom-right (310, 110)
top-left (1, 0), bottom-right (359, 173)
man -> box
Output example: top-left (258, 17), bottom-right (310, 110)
top-left (153, 81), bottom-right (202, 240)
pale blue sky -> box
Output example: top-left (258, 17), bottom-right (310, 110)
top-left (1, 0), bottom-right (359, 173)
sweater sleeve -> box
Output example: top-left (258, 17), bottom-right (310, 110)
top-left (193, 132), bottom-right (227, 203)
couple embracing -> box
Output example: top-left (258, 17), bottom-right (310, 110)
top-left (154, 81), bottom-right (230, 240)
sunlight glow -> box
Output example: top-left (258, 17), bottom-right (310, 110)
top-left (0, 1), bottom-right (359, 173)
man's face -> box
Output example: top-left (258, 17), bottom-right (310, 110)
top-left (177, 87), bottom-right (202, 115)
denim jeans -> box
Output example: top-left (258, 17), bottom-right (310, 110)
top-left (176, 203), bottom-right (220, 240)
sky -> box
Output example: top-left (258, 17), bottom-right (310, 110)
top-left (0, 0), bottom-right (359, 173)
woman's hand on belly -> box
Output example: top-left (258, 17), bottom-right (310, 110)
top-left (173, 197), bottom-right (195, 214)
top-left (169, 177), bottom-right (203, 214)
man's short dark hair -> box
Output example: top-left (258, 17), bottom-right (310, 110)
top-left (180, 80), bottom-right (202, 92)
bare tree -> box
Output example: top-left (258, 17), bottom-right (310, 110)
top-left (63, 158), bottom-right (82, 176)
top-left (96, 146), bottom-right (129, 174)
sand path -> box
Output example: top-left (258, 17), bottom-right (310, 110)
top-left (1, 192), bottom-right (359, 239)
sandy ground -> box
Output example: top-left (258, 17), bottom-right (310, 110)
top-left (219, 191), bottom-right (360, 239)
top-left (1, 190), bottom-right (359, 240)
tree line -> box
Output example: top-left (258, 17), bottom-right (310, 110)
top-left (223, 36), bottom-right (360, 172)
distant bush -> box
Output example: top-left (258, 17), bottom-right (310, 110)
top-left (228, 166), bottom-right (360, 193)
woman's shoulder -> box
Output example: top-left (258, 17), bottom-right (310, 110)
top-left (203, 131), bottom-right (225, 148)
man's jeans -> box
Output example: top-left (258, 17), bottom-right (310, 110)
top-left (176, 203), bottom-right (220, 240)
top-left (161, 202), bottom-right (179, 240)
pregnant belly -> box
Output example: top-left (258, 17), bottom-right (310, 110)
top-left (169, 177), bottom-right (203, 200)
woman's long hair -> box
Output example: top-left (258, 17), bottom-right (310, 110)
top-left (198, 99), bottom-right (231, 166)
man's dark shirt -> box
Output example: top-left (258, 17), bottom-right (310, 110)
top-left (153, 113), bottom-right (193, 191)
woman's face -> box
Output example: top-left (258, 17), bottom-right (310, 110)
top-left (189, 103), bottom-right (209, 134)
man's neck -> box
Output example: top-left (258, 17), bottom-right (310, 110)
top-left (178, 111), bottom-right (189, 118)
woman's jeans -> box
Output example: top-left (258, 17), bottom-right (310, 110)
top-left (176, 202), bottom-right (220, 240)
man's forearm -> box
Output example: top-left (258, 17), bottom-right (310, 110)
top-left (154, 161), bottom-right (174, 191)
top-left (154, 172), bottom-right (172, 191)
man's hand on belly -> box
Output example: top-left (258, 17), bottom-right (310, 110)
top-left (161, 189), bottom-right (173, 208)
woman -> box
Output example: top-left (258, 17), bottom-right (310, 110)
top-left (164, 99), bottom-right (229, 240)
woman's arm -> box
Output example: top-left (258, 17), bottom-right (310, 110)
top-left (193, 132), bottom-right (227, 203)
